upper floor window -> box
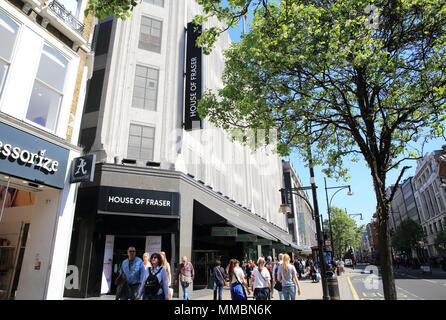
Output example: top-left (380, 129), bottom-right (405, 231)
top-left (138, 16), bottom-right (162, 53)
top-left (127, 124), bottom-right (155, 161)
top-left (132, 65), bottom-right (159, 111)
top-left (59, 0), bottom-right (81, 16)
top-left (143, 0), bottom-right (164, 7)
top-left (0, 12), bottom-right (19, 98)
top-left (26, 45), bottom-right (68, 132)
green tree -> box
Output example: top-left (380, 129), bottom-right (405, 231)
top-left (85, 0), bottom-right (139, 20)
top-left (323, 207), bottom-right (364, 257)
top-left (434, 230), bottom-right (446, 253)
top-left (196, 0), bottom-right (446, 300)
top-left (391, 219), bottom-right (424, 255)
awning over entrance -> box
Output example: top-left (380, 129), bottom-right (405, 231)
top-left (227, 219), bottom-right (276, 241)
top-left (260, 226), bottom-right (294, 247)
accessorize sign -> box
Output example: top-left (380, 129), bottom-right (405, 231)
top-left (184, 22), bottom-right (203, 131)
top-left (0, 122), bottom-right (69, 189)
top-left (98, 186), bottom-right (180, 216)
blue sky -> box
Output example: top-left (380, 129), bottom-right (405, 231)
top-left (224, 6), bottom-right (446, 227)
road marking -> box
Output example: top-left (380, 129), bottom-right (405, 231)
top-left (347, 276), bottom-right (359, 300)
top-left (424, 279), bottom-right (436, 284)
top-left (395, 285), bottom-right (423, 300)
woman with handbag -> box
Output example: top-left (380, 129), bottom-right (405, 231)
top-left (228, 259), bottom-right (250, 300)
top-left (250, 257), bottom-right (271, 300)
top-left (212, 260), bottom-right (227, 300)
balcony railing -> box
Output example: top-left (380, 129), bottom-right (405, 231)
top-left (47, 0), bottom-right (85, 35)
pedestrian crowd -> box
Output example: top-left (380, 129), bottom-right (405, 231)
top-left (115, 246), bottom-right (340, 301)
top-left (115, 246), bottom-right (194, 300)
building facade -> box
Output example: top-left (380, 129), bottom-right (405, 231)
top-left (282, 160), bottom-right (316, 256)
top-left (65, 0), bottom-right (295, 298)
top-left (413, 148), bottom-right (446, 260)
top-left (0, 0), bottom-right (93, 299)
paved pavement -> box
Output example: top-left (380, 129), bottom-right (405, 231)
top-left (65, 273), bottom-right (327, 300)
top-left (190, 276), bottom-right (324, 300)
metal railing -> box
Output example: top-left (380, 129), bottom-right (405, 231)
top-left (47, 0), bottom-right (85, 35)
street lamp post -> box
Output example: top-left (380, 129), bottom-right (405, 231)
top-left (324, 178), bottom-right (353, 259)
top-left (280, 178), bottom-right (330, 300)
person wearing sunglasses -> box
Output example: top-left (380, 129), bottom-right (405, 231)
top-left (118, 247), bottom-right (145, 300)
top-left (138, 253), bottom-right (169, 300)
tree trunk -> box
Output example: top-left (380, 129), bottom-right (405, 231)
top-left (372, 172), bottom-right (398, 300)
top-left (377, 204), bottom-right (397, 300)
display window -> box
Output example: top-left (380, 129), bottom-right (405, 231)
top-left (0, 181), bottom-right (34, 300)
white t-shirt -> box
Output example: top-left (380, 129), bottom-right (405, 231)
top-left (251, 267), bottom-right (271, 289)
top-left (231, 266), bottom-right (245, 284)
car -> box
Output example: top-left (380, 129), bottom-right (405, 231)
top-left (344, 259), bottom-right (353, 266)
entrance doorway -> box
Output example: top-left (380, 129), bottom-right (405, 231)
top-left (192, 250), bottom-right (226, 290)
top-left (0, 180), bottom-right (35, 300)
top-left (109, 236), bottom-right (146, 294)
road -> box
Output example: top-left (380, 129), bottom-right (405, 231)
top-left (344, 264), bottom-right (446, 300)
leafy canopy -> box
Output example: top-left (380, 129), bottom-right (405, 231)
top-left (434, 229), bottom-right (446, 253)
top-left (85, 0), bottom-right (139, 20)
top-left (391, 218), bottom-right (425, 252)
top-left (197, 0), bottom-right (446, 182)
top-left (323, 207), bottom-right (364, 256)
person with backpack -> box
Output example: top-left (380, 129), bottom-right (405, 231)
top-left (272, 253), bottom-right (284, 300)
top-left (245, 260), bottom-right (254, 287)
top-left (117, 247), bottom-right (145, 300)
top-left (250, 257), bottom-right (271, 300)
top-left (212, 260), bottom-right (227, 300)
top-left (265, 256), bottom-right (274, 299)
top-left (138, 252), bottom-right (169, 300)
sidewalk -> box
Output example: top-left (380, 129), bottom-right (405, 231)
top-left (188, 277), bottom-right (324, 301)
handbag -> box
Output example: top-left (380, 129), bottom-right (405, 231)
top-left (216, 267), bottom-right (228, 286)
top-left (235, 274), bottom-right (248, 300)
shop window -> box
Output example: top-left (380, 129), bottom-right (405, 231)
top-left (132, 65), bottom-right (159, 111)
top-left (127, 124), bottom-right (155, 161)
top-left (138, 16), bottom-right (162, 53)
top-left (143, 0), bottom-right (164, 7)
top-left (0, 11), bottom-right (19, 98)
top-left (26, 45), bottom-right (68, 131)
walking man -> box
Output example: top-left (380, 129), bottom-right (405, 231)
top-left (265, 256), bottom-right (275, 299)
top-left (272, 253), bottom-right (284, 300)
top-left (118, 247), bottom-right (145, 300)
top-left (175, 256), bottom-right (195, 300)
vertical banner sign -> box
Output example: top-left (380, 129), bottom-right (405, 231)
top-left (184, 22), bottom-right (203, 131)
top-left (101, 235), bottom-right (114, 294)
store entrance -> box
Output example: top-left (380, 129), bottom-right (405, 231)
top-left (192, 250), bottom-right (226, 290)
top-left (109, 236), bottom-right (146, 294)
top-left (0, 179), bottom-right (35, 300)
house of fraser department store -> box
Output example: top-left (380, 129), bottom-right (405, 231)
top-left (65, 0), bottom-right (295, 298)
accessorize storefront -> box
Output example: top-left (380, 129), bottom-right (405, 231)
top-left (0, 119), bottom-right (81, 300)
top-left (65, 163), bottom-right (294, 298)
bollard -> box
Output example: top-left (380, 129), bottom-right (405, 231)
top-left (326, 271), bottom-right (340, 300)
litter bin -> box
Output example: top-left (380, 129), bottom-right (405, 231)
top-left (326, 271), bottom-right (340, 300)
